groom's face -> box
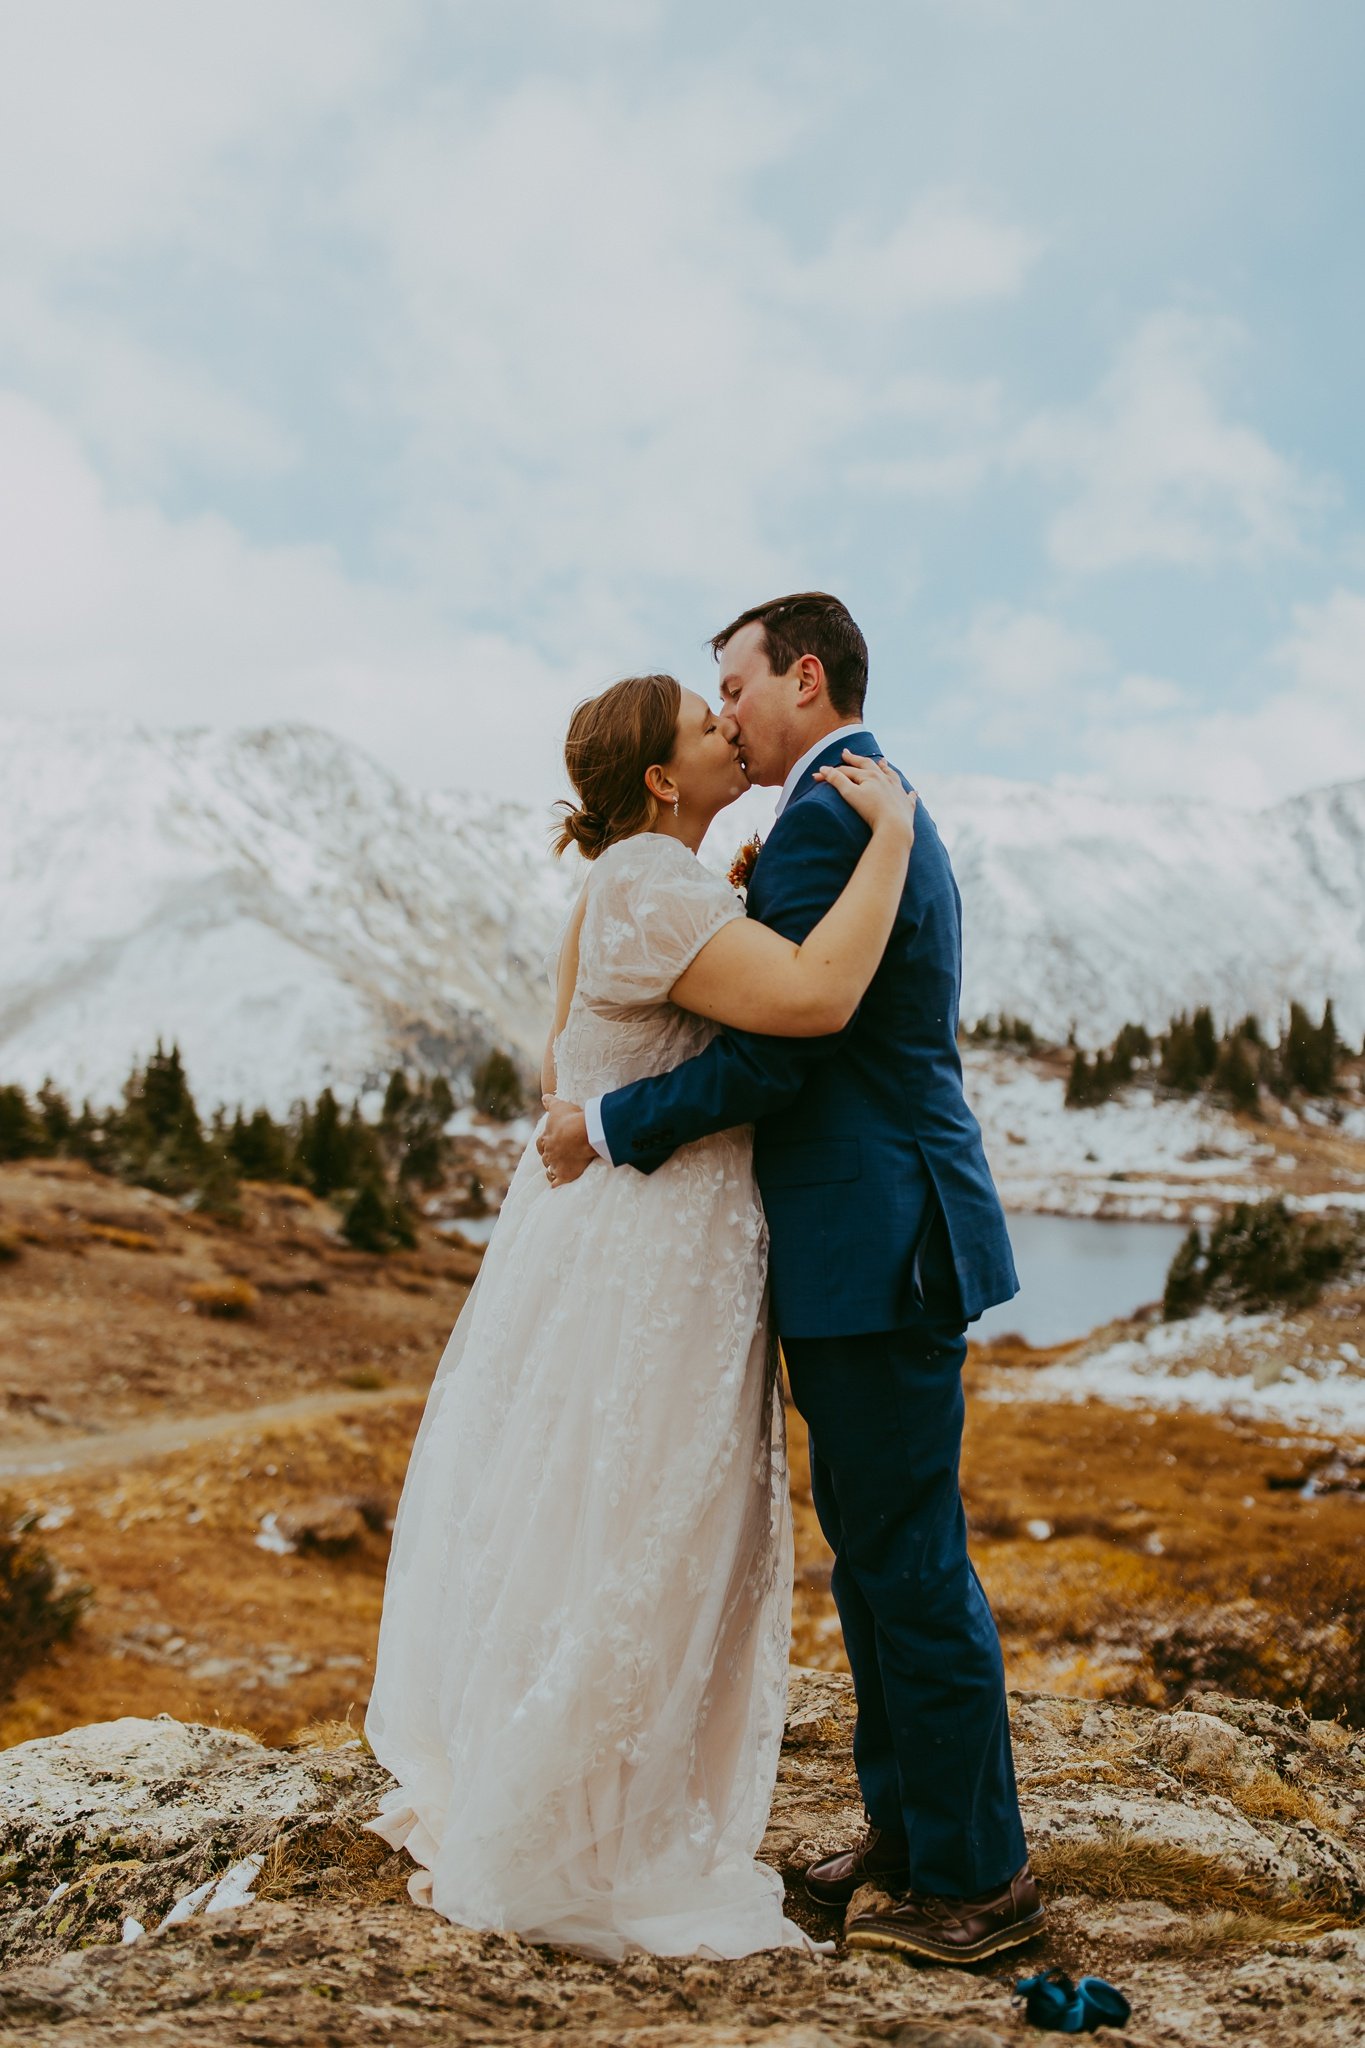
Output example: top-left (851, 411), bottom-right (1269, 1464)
top-left (715, 621), bottom-right (795, 788)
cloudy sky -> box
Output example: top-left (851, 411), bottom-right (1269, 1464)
top-left (2, 0), bottom-right (1362, 815)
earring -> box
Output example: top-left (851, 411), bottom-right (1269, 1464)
top-left (672, 796), bottom-right (680, 817)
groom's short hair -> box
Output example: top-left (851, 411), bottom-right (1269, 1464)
top-left (710, 591), bottom-right (868, 718)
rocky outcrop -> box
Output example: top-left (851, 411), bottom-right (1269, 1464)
top-left (2, 1672), bottom-right (1364, 2045)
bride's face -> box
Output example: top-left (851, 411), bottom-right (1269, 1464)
top-left (663, 688), bottom-right (749, 819)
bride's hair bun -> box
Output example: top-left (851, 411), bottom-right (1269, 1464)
top-left (556, 802), bottom-right (611, 858)
top-left (552, 673), bottom-right (682, 860)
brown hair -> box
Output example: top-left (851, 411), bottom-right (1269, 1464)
top-left (710, 590), bottom-right (868, 717)
top-left (553, 673), bottom-right (682, 859)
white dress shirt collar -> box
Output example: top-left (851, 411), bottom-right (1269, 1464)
top-left (773, 724), bottom-right (874, 819)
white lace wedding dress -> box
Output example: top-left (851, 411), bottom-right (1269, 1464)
top-left (363, 832), bottom-right (809, 1960)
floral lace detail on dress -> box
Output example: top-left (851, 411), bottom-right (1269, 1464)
top-left (553, 833), bottom-right (744, 1104)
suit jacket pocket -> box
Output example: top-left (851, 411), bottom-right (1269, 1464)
top-left (758, 1137), bottom-right (861, 1189)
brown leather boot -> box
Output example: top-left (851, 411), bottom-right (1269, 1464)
top-left (845, 1860), bottom-right (1044, 1965)
top-left (804, 1820), bottom-right (911, 1906)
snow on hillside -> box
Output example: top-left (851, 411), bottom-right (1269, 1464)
top-left (923, 771), bottom-right (1365, 1048)
top-left (0, 716), bottom-right (576, 1116)
top-left (1, 712), bottom-right (1363, 1123)
top-left (961, 1047), bottom-right (1274, 1220)
top-left (984, 1307), bottom-right (1365, 1433)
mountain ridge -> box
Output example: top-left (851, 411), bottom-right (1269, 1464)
top-left (1, 714), bottom-right (1361, 1113)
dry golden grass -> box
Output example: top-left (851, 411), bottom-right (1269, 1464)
top-left (288, 1707), bottom-right (372, 1754)
top-left (186, 1275), bottom-right (260, 1317)
top-left (254, 1816), bottom-right (412, 1905)
top-left (1032, 1829), bottom-right (1351, 1923)
top-left (1153, 1908), bottom-right (1342, 1952)
top-left (84, 1223), bottom-right (161, 1252)
top-left (1221, 1769), bottom-right (1334, 1828)
top-left (6, 1152), bottom-right (1365, 1760)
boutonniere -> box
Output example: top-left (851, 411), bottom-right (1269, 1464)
top-left (727, 834), bottom-right (762, 894)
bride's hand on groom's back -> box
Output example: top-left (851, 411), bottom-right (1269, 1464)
top-left (814, 752), bottom-right (916, 846)
top-left (537, 1096), bottom-right (595, 1187)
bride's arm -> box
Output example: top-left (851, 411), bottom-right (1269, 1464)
top-left (542, 885), bottom-right (588, 1099)
top-left (669, 754), bottom-right (915, 1037)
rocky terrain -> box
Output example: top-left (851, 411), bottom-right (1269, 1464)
top-left (2, 1671), bottom-right (1364, 2046)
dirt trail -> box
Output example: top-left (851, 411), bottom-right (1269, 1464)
top-left (0, 1385), bottom-right (424, 1480)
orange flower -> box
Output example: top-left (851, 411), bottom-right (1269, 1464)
top-left (727, 835), bottom-right (762, 892)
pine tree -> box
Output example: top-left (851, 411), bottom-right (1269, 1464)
top-left (341, 1179), bottom-right (391, 1252)
top-left (227, 1106), bottom-right (292, 1183)
top-left (1213, 1033), bottom-right (1260, 1112)
top-left (1160, 1016), bottom-right (1203, 1094)
top-left (1163, 1228), bottom-right (1206, 1320)
top-left (1192, 1006), bottom-right (1218, 1078)
top-left (345, 1099), bottom-right (385, 1187)
top-left (298, 1087), bottom-right (351, 1197)
top-left (1110, 1022), bottom-right (1152, 1083)
top-left (113, 1040), bottom-right (208, 1192)
top-left (1282, 1000), bottom-right (1337, 1096)
top-left (381, 1069), bottom-right (410, 1125)
top-left (0, 1087), bottom-right (41, 1161)
top-left (36, 1079), bottom-right (72, 1151)
top-left (472, 1049), bottom-right (525, 1121)
top-left (1065, 1050), bottom-right (1114, 1108)
top-left (139, 1041), bottom-right (201, 1146)
top-left (340, 1177), bottom-right (414, 1253)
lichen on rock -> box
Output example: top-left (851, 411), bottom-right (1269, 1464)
top-left (2, 1671), bottom-right (1364, 2046)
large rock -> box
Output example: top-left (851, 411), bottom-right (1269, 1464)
top-left (2, 1673), bottom-right (1364, 2046)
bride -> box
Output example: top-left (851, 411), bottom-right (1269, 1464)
top-left (363, 671), bottom-right (916, 1960)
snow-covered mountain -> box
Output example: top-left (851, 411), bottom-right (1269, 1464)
top-left (0, 717), bottom-right (576, 1115)
top-left (924, 771), bottom-right (1365, 1047)
top-left (0, 715), bottom-right (1361, 1116)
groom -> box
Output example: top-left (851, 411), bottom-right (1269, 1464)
top-left (539, 591), bottom-right (1040, 1965)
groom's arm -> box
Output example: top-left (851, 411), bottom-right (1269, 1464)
top-left (596, 798), bottom-right (870, 1173)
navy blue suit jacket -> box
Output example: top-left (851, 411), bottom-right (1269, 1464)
top-left (599, 732), bottom-right (1019, 1337)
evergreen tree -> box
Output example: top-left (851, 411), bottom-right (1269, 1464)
top-left (345, 1099), bottom-right (385, 1187)
top-left (36, 1079), bottom-right (72, 1151)
top-left (340, 1176), bottom-right (416, 1253)
top-left (341, 1179), bottom-right (391, 1252)
top-left (1162, 1228), bottom-right (1206, 1320)
top-left (1212, 1032), bottom-right (1260, 1112)
top-left (66, 1101), bottom-right (105, 1166)
top-left (472, 1048), bottom-right (525, 1121)
top-left (1110, 1022), bottom-right (1152, 1082)
top-left (137, 1041), bottom-right (202, 1146)
top-left (297, 1087), bottom-right (351, 1196)
top-left (113, 1040), bottom-right (208, 1192)
top-left (381, 1069), bottom-right (411, 1125)
top-left (0, 1087), bottom-right (41, 1162)
top-left (1065, 1050), bottom-right (1114, 1108)
top-left (1282, 1000), bottom-right (1337, 1096)
top-left (1159, 1016), bottom-right (1203, 1093)
top-left (227, 1106), bottom-right (292, 1183)
top-left (1191, 1006), bottom-right (1218, 1078)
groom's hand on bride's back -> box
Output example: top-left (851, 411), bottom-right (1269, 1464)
top-left (538, 1096), bottom-right (595, 1186)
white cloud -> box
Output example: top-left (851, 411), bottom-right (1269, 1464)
top-left (941, 605), bottom-right (1110, 744)
top-left (347, 77), bottom-right (1037, 629)
top-left (0, 1), bottom-right (410, 258)
top-left (0, 279), bottom-right (295, 490)
top-left (801, 192), bottom-right (1041, 317)
top-left (1073, 589), bottom-right (1365, 807)
top-left (1013, 310), bottom-right (1322, 573)
top-left (0, 391), bottom-right (584, 805)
